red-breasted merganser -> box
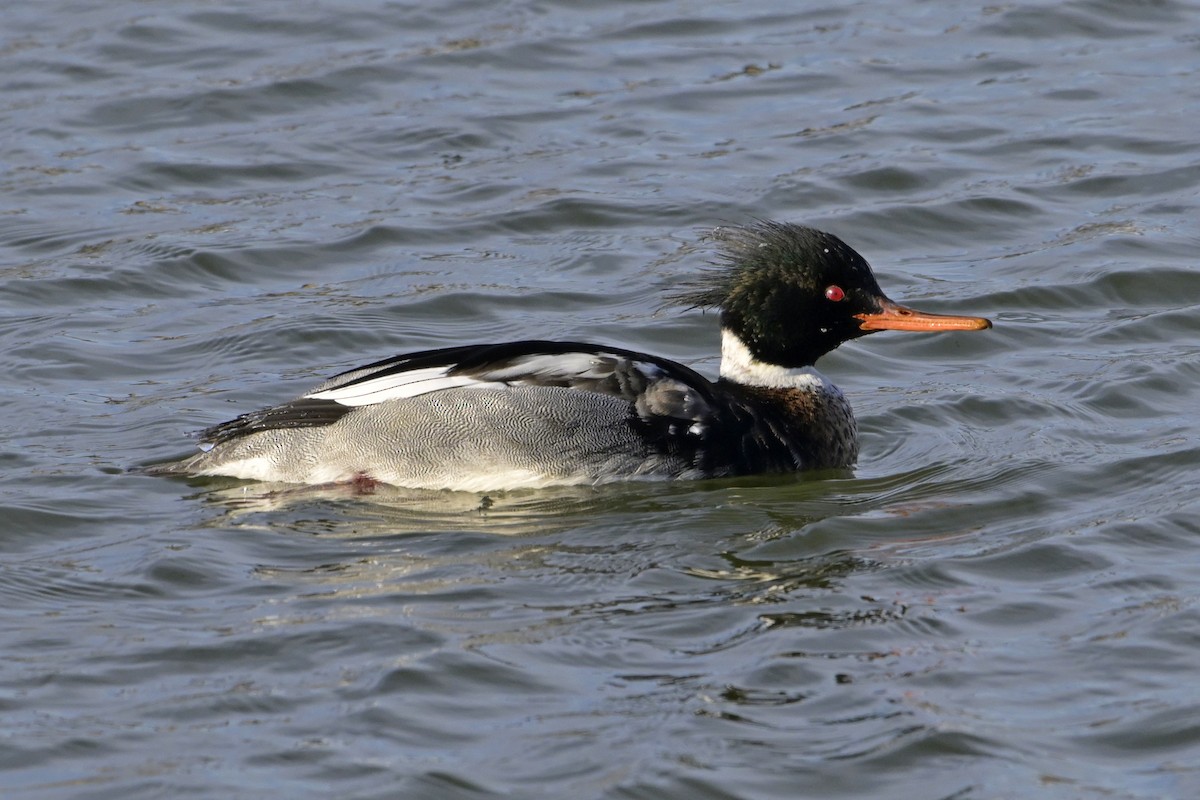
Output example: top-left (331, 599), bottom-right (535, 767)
top-left (151, 221), bottom-right (991, 490)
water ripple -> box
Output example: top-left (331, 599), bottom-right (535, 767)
top-left (4, 0), bottom-right (1200, 797)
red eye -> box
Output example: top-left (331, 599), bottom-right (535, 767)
top-left (825, 285), bottom-right (846, 302)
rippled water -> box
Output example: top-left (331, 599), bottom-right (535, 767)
top-left (4, 1), bottom-right (1200, 797)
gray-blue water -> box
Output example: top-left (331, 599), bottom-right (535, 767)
top-left (3, 1), bottom-right (1200, 797)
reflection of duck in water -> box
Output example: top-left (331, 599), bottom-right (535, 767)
top-left (151, 221), bottom-right (991, 491)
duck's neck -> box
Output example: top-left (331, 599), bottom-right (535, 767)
top-left (718, 329), bottom-right (858, 470)
top-left (719, 330), bottom-right (824, 389)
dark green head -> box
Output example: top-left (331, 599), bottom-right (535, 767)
top-left (672, 220), bottom-right (991, 368)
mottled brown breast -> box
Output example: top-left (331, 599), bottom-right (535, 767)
top-left (733, 382), bottom-right (859, 471)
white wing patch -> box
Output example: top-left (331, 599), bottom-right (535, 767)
top-left (475, 353), bottom-right (620, 382)
top-left (306, 366), bottom-right (499, 407)
top-left (304, 352), bottom-right (670, 409)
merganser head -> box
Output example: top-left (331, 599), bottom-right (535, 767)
top-left (673, 220), bottom-right (992, 370)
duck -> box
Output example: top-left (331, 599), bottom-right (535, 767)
top-left (150, 221), bottom-right (991, 491)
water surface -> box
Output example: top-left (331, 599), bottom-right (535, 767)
top-left (3, 1), bottom-right (1200, 798)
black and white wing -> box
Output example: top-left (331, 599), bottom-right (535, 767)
top-left (198, 340), bottom-right (721, 448)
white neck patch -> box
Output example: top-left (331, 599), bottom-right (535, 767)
top-left (719, 330), bottom-right (828, 390)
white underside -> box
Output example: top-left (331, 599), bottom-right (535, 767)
top-left (195, 457), bottom-right (676, 491)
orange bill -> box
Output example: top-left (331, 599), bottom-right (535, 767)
top-left (855, 299), bottom-right (992, 332)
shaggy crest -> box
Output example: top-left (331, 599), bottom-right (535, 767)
top-left (668, 220), bottom-right (878, 311)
